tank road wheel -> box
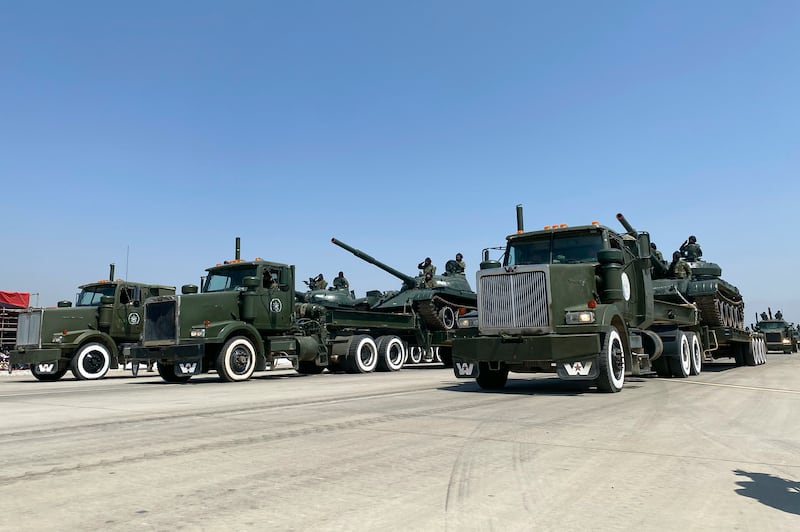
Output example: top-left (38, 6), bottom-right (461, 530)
top-left (596, 326), bottom-right (626, 392)
top-left (669, 332), bottom-right (692, 378)
top-left (476, 362), bottom-right (509, 390)
top-left (345, 335), bottom-right (378, 374)
top-left (409, 346), bottom-right (423, 364)
top-left (157, 362), bottom-right (192, 383)
top-left (688, 333), bottom-right (703, 376)
top-left (31, 362), bottom-right (68, 382)
top-left (70, 342), bottom-right (111, 380)
top-left (216, 336), bottom-right (257, 382)
top-left (438, 306), bottom-right (457, 330)
top-left (376, 336), bottom-right (405, 372)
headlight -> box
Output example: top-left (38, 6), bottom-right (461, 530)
top-left (782, 338), bottom-right (791, 344)
top-left (52, 333), bottom-right (63, 343)
top-left (565, 311), bottom-right (595, 324)
top-left (458, 316), bottom-right (478, 328)
top-left (190, 328), bottom-right (206, 338)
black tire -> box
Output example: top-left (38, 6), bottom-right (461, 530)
top-left (157, 362), bottom-right (192, 383)
top-left (297, 360), bottom-right (325, 374)
top-left (439, 346), bottom-right (454, 368)
top-left (70, 342), bottom-right (112, 380)
top-left (476, 362), bottom-right (508, 390)
top-left (596, 326), bottom-right (625, 392)
top-left (31, 363), bottom-right (68, 382)
top-left (688, 332), bottom-right (703, 376)
top-left (216, 336), bottom-right (257, 382)
top-left (734, 343), bottom-right (745, 366)
top-left (744, 339), bottom-right (757, 366)
top-left (345, 335), bottom-right (378, 374)
top-left (651, 357), bottom-right (671, 377)
top-left (376, 336), bottom-right (405, 372)
top-left (668, 331), bottom-right (691, 378)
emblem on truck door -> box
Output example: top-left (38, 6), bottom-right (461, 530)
top-left (270, 299), bottom-right (282, 312)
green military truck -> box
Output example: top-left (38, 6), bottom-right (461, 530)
top-left (754, 309), bottom-right (797, 353)
top-left (127, 245), bottom-right (439, 383)
top-left (10, 265), bottom-right (175, 381)
top-left (452, 207), bottom-right (764, 393)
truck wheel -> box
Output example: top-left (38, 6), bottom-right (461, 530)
top-left (689, 333), bottom-right (703, 376)
top-left (157, 362), bottom-right (192, 383)
top-left (297, 361), bottom-right (325, 374)
top-left (438, 346), bottom-right (454, 368)
top-left (439, 306), bottom-right (456, 330)
top-left (651, 357), bottom-right (671, 377)
top-left (408, 346), bottom-right (423, 364)
top-left (668, 332), bottom-right (691, 378)
top-left (476, 362), bottom-right (508, 390)
top-left (376, 336), bottom-right (405, 372)
top-left (596, 327), bottom-right (625, 392)
top-left (70, 342), bottom-right (111, 380)
top-left (31, 363), bottom-right (68, 382)
top-left (345, 335), bottom-right (378, 373)
top-left (758, 338), bottom-right (767, 365)
top-left (217, 336), bottom-right (257, 382)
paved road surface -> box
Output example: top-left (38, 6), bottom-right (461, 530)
top-left (1, 357), bottom-right (799, 531)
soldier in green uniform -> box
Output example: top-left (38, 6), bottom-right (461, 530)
top-left (418, 257), bottom-right (436, 276)
top-left (333, 271), bottom-right (349, 290)
top-left (650, 243), bottom-right (665, 266)
top-left (313, 273), bottom-right (327, 290)
top-left (423, 272), bottom-right (436, 288)
top-left (453, 253), bottom-right (466, 274)
top-left (680, 235), bottom-right (702, 261)
top-left (668, 251), bottom-right (692, 279)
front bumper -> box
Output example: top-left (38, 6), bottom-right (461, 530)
top-left (9, 348), bottom-right (63, 366)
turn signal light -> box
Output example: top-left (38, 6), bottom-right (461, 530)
top-left (587, 299), bottom-right (597, 309)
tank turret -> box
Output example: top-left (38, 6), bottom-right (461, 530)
top-left (332, 238), bottom-right (477, 331)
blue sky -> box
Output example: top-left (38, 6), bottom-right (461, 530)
top-left (2, 1), bottom-right (799, 325)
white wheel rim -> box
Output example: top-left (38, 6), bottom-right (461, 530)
top-left (224, 338), bottom-right (256, 381)
top-left (76, 343), bottom-right (111, 379)
top-left (679, 334), bottom-right (691, 376)
top-left (607, 329), bottom-right (625, 390)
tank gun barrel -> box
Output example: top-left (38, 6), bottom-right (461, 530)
top-left (331, 238), bottom-right (417, 286)
top-left (616, 213), bottom-right (637, 236)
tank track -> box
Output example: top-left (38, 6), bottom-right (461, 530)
top-left (415, 295), bottom-right (477, 331)
top-left (694, 293), bottom-right (744, 329)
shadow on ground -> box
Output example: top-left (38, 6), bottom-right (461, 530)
top-left (734, 469), bottom-right (800, 516)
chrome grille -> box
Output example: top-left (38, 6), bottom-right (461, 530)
top-left (16, 310), bottom-right (43, 348)
top-left (478, 268), bottom-right (550, 333)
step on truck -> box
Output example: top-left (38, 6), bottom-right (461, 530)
top-left (127, 240), bottom-right (439, 383)
top-left (452, 206), bottom-right (764, 393)
top-left (10, 265), bottom-right (176, 381)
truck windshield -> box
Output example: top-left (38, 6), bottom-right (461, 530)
top-left (508, 234), bottom-right (604, 265)
top-left (76, 284), bottom-right (117, 306)
top-left (759, 322), bottom-right (786, 330)
top-left (204, 267), bottom-right (258, 292)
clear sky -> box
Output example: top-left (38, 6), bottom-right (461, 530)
top-left (2, 1), bottom-right (799, 325)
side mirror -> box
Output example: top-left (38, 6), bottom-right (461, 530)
top-left (182, 284), bottom-right (199, 295)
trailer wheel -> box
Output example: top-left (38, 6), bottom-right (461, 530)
top-left (689, 333), bottom-right (703, 376)
top-left (216, 336), bottom-right (257, 382)
top-left (596, 327), bottom-right (625, 392)
top-left (345, 335), bottom-right (378, 373)
top-left (745, 338), bottom-right (759, 366)
top-left (476, 362), bottom-right (508, 390)
top-left (669, 332), bottom-right (691, 378)
top-left (31, 363), bottom-right (68, 382)
top-left (157, 362), bottom-right (192, 383)
top-left (408, 346), bottom-right (423, 364)
top-left (438, 346), bottom-right (454, 368)
top-left (70, 342), bottom-right (111, 380)
top-left (376, 336), bottom-right (405, 372)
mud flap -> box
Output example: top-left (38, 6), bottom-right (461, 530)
top-left (452, 358), bottom-right (479, 378)
top-left (34, 361), bottom-right (61, 374)
top-left (556, 359), bottom-right (600, 380)
top-left (174, 360), bottom-right (203, 376)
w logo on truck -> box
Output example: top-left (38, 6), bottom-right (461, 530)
top-left (453, 361), bottom-right (478, 377)
top-left (177, 362), bottom-right (198, 375)
top-left (36, 363), bottom-right (56, 374)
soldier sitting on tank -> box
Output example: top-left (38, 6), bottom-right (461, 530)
top-left (668, 251), bottom-right (692, 279)
top-left (423, 272), bottom-right (436, 288)
top-left (333, 271), bottom-right (349, 290)
top-left (680, 235), bottom-right (703, 261)
top-left (650, 242), bottom-right (665, 266)
top-left (776, 310), bottom-right (783, 320)
top-left (418, 257), bottom-right (436, 277)
top-left (312, 273), bottom-right (327, 290)
top-left (453, 253), bottom-right (466, 273)
top-left (761, 312), bottom-right (769, 321)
